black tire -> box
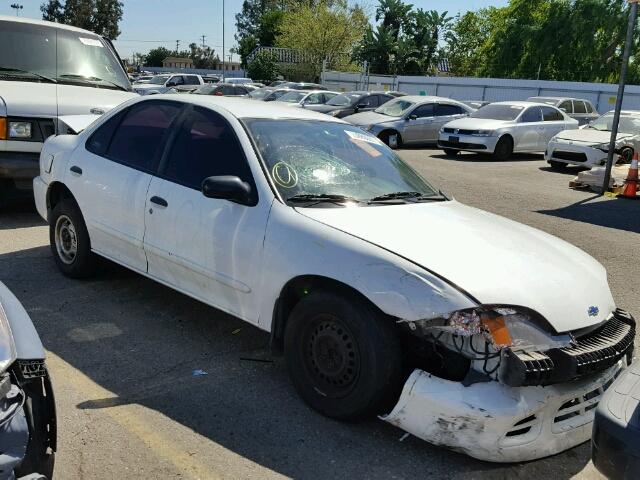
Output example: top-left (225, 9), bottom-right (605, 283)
top-left (443, 148), bottom-right (459, 157)
top-left (549, 160), bottom-right (568, 171)
top-left (493, 135), bottom-right (513, 161)
top-left (619, 147), bottom-right (634, 164)
top-left (49, 199), bottom-right (97, 278)
top-left (379, 131), bottom-right (401, 149)
top-left (284, 291), bottom-right (403, 420)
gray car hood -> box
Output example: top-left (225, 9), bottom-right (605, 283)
top-left (554, 128), bottom-right (634, 144)
top-left (304, 104), bottom-right (343, 113)
top-left (343, 111), bottom-right (396, 126)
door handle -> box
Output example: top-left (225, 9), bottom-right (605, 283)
top-left (150, 196), bottom-right (168, 208)
top-left (69, 165), bottom-right (82, 175)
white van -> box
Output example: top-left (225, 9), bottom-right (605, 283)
top-left (0, 16), bottom-right (137, 203)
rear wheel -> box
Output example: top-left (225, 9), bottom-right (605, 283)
top-left (549, 160), bottom-right (568, 171)
top-left (619, 147), bottom-right (634, 164)
top-left (284, 291), bottom-right (403, 420)
top-left (443, 148), bottom-right (459, 157)
top-left (49, 199), bottom-right (97, 278)
top-left (493, 136), bottom-right (513, 161)
top-left (379, 131), bottom-right (401, 149)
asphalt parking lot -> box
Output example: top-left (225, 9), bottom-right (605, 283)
top-left (1, 148), bottom-right (638, 480)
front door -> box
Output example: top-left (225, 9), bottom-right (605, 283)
top-left (515, 106), bottom-right (544, 151)
top-left (402, 103), bottom-right (435, 143)
top-left (65, 100), bottom-right (182, 271)
top-left (143, 105), bottom-right (271, 324)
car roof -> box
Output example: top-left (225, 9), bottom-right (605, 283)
top-left (491, 100), bottom-right (556, 108)
top-left (146, 95), bottom-right (348, 122)
top-left (392, 95), bottom-right (466, 104)
top-left (0, 14), bottom-right (102, 36)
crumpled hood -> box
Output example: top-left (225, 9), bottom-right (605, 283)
top-left (298, 201), bottom-right (615, 332)
top-left (554, 128), bottom-right (633, 144)
top-left (443, 117), bottom-right (514, 130)
top-left (0, 81), bottom-right (136, 117)
top-left (343, 111), bottom-right (395, 126)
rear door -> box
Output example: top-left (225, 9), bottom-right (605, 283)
top-left (572, 100), bottom-right (589, 125)
top-left (143, 105), bottom-right (271, 323)
top-left (66, 100), bottom-right (183, 271)
top-left (433, 104), bottom-right (466, 141)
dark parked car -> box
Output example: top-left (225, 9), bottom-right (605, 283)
top-left (192, 83), bottom-right (256, 97)
top-left (304, 91), bottom-right (394, 118)
top-left (592, 358), bottom-right (640, 479)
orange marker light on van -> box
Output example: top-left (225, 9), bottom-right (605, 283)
top-left (0, 117), bottom-right (6, 140)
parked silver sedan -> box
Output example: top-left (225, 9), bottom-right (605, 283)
top-left (343, 96), bottom-right (473, 148)
top-left (437, 101), bottom-right (579, 160)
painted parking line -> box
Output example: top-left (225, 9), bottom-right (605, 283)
top-left (47, 352), bottom-right (222, 480)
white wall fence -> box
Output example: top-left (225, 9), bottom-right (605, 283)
top-left (321, 71), bottom-right (640, 114)
top-left (143, 66), bottom-right (247, 78)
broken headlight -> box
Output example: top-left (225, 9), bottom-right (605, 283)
top-left (440, 306), bottom-right (573, 351)
top-left (0, 304), bottom-right (17, 374)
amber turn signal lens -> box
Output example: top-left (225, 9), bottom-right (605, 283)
top-left (482, 316), bottom-right (513, 347)
top-left (0, 117), bottom-right (7, 140)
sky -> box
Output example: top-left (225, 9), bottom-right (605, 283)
top-left (1, 0), bottom-right (508, 63)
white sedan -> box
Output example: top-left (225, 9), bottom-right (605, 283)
top-left (274, 89), bottom-right (338, 107)
top-left (33, 95), bottom-right (634, 462)
top-left (438, 101), bottom-right (578, 160)
top-left (545, 110), bottom-right (640, 169)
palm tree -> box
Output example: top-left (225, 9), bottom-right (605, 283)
top-left (375, 0), bottom-right (413, 39)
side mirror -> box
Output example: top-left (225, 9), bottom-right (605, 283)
top-left (202, 176), bottom-right (252, 204)
top-left (408, 114), bottom-right (418, 121)
top-left (357, 103), bottom-right (368, 109)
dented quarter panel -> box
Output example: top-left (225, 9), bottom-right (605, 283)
top-left (257, 201), bottom-right (477, 329)
top-left (297, 201), bottom-right (616, 332)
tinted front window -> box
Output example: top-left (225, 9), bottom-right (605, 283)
top-left (0, 20), bottom-right (130, 91)
top-left (278, 91), bottom-right (307, 103)
top-left (185, 76), bottom-right (200, 85)
top-left (163, 106), bottom-right (253, 190)
top-left (521, 107), bottom-right (542, 122)
top-left (86, 111), bottom-right (126, 156)
top-left (244, 119), bottom-right (438, 203)
top-left (412, 104), bottom-right (434, 118)
top-left (469, 104), bottom-right (524, 120)
top-left (106, 102), bottom-right (182, 172)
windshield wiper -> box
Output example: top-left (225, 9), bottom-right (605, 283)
top-left (58, 74), bottom-right (128, 91)
top-left (0, 67), bottom-right (57, 83)
top-left (286, 194), bottom-right (360, 207)
top-left (368, 191), bottom-right (448, 204)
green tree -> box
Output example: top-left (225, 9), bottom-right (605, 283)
top-left (40, 0), bottom-right (124, 39)
top-left (276, 0), bottom-right (368, 79)
top-left (247, 50), bottom-right (279, 82)
top-left (375, 0), bottom-right (413, 39)
top-left (144, 47), bottom-right (173, 67)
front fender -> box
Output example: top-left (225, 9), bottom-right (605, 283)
top-left (0, 282), bottom-right (45, 360)
top-left (258, 202), bottom-right (477, 330)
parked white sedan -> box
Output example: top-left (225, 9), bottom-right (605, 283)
top-left (545, 110), bottom-right (640, 169)
top-left (438, 101), bottom-right (578, 160)
top-left (33, 96), bottom-right (634, 462)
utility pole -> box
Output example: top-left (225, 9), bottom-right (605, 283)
top-left (175, 40), bottom-right (180, 54)
top-left (201, 35), bottom-right (206, 49)
top-left (222, 0), bottom-right (226, 80)
top-left (10, 3), bottom-right (23, 16)
top-left (602, 0), bottom-right (639, 193)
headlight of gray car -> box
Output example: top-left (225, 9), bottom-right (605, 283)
top-left (471, 130), bottom-right (495, 137)
top-left (0, 304), bottom-right (17, 374)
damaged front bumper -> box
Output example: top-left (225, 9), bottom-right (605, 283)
top-left (383, 359), bottom-right (626, 462)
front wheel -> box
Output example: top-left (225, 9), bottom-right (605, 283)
top-left (284, 291), bottom-right (403, 420)
top-left (379, 131), bottom-right (401, 149)
top-left (493, 136), bottom-right (513, 161)
top-left (443, 148), bottom-right (459, 157)
top-left (549, 160), bottom-right (568, 171)
top-left (49, 199), bottom-right (97, 278)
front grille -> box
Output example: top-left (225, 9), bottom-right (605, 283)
top-left (441, 128), bottom-right (476, 135)
top-left (18, 359), bottom-right (47, 379)
top-left (553, 150), bottom-right (588, 163)
top-left (438, 140), bottom-right (487, 150)
top-left (501, 309), bottom-right (635, 387)
top-left (443, 127), bottom-right (455, 133)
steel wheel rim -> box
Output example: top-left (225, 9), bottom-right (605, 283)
top-left (305, 315), bottom-right (360, 397)
top-left (55, 215), bottom-right (78, 265)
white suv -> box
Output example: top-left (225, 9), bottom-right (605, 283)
top-left (33, 95), bottom-right (634, 463)
top-left (0, 15), bottom-right (136, 204)
top-left (133, 74), bottom-right (204, 95)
